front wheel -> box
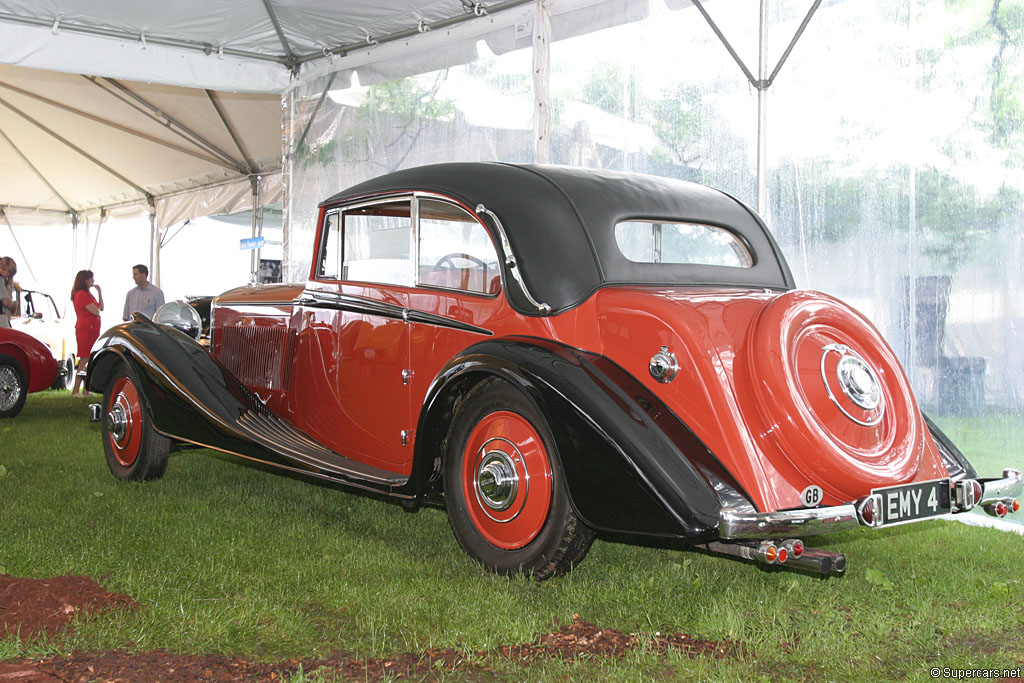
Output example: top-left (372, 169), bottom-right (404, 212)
top-left (443, 378), bottom-right (593, 579)
top-left (0, 354), bottom-right (28, 418)
top-left (101, 360), bottom-right (170, 481)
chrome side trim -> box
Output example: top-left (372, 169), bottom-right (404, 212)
top-left (719, 504), bottom-right (860, 539)
top-left (474, 204), bottom-right (551, 315)
top-left (980, 468), bottom-right (1023, 506)
top-left (295, 289), bottom-right (492, 336)
top-left (405, 309), bottom-right (493, 336)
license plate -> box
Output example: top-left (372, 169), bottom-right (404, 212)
top-left (872, 479), bottom-right (951, 526)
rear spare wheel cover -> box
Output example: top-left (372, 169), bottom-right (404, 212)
top-left (747, 290), bottom-right (923, 498)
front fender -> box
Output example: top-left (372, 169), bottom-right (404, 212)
top-left (86, 317), bottom-right (277, 459)
top-left (418, 336), bottom-right (748, 540)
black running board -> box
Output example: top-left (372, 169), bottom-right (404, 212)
top-left (234, 410), bottom-right (408, 486)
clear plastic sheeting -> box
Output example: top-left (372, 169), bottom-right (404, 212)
top-left (155, 173), bottom-right (283, 229)
top-left (284, 0), bottom-right (1024, 499)
top-left (766, 0), bottom-right (1024, 498)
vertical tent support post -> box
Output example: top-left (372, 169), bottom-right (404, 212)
top-left (282, 91), bottom-right (293, 283)
top-left (691, 0), bottom-right (822, 220)
top-left (149, 204), bottom-right (160, 288)
top-left (756, 0), bottom-right (769, 218)
top-left (249, 175), bottom-right (262, 285)
top-left (533, 0), bottom-right (552, 164)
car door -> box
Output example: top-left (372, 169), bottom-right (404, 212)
top-left (406, 196), bottom-right (505, 420)
top-left (293, 198), bottom-right (414, 473)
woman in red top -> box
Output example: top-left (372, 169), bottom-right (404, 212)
top-left (71, 269), bottom-right (104, 396)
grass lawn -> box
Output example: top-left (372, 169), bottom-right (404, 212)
top-left (2, 392), bottom-right (1023, 681)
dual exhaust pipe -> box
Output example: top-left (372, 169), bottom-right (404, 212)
top-left (702, 539), bottom-right (846, 576)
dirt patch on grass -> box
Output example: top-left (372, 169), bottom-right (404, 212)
top-left (0, 576), bottom-right (738, 681)
top-left (0, 574), bottom-right (138, 641)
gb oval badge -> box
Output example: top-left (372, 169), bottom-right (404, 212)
top-left (800, 485), bottom-right (824, 508)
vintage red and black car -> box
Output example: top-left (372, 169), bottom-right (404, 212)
top-left (86, 163), bottom-right (1021, 577)
top-left (0, 326), bottom-right (59, 417)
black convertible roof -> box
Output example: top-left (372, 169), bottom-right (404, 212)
top-left (323, 163), bottom-right (795, 315)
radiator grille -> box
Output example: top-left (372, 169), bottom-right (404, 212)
top-left (218, 325), bottom-right (293, 391)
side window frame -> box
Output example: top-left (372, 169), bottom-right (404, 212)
top-left (413, 193), bottom-right (502, 298)
top-left (314, 197), bottom-right (416, 286)
top-left (315, 209), bottom-right (342, 280)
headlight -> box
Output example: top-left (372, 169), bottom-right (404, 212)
top-left (153, 300), bottom-right (202, 340)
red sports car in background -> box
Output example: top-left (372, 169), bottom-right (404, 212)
top-left (0, 326), bottom-right (58, 417)
top-left (86, 163), bottom-right (1021, 577)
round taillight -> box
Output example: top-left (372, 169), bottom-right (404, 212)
top-left (859, 497), bottom-right (876, 525)
top-left (972, 481), bottom-right (984, 504)
top-left (1012, 499), bottom-right (1021, 513)
top-left (764, 544), bottom-right (778, 563)
top-left (996, 502), bottom-right (1008, 517)
top-left (777, 547), bottom-right (788, 564)
top-left (791, 540), bottom-right (804, 557)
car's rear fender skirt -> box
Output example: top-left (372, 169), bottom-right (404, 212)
top-left (417, 336), bottom-right (744, 540)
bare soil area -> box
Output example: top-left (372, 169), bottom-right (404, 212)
top-left (0, 574), bottom-right (737, 681)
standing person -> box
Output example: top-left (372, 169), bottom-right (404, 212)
top-left (71, 270), bottom-right (103, 396)
top-left (0, 257), bottom-right (16, 327)
top-left (122, 264), bottom-right (164, 321)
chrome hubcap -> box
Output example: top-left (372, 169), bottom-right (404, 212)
top-left (106, 398), bottom-right (130, 444)
top-left (0, 365), bottom-right (19, 411)
top-left (836, 355), bottom-right (881, 410)
top-left (475, 450), bottom-right (519, 511)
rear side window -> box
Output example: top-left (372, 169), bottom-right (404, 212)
top-left (614, 220), bottom-right (753, 268)
top-left (417, 199), bottom-right (501, 295)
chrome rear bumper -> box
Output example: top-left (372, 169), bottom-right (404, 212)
top-left (719, 468), bottom-right (1022, 540)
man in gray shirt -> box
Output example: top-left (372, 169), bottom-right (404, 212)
top-left (122, 264), bottom-right (165, 320)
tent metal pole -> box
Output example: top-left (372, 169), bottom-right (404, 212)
top-left (0, 207), bottom-right (40, 285)
top-left (206, 90), bottom-right (256, 172)
top-left (0, 11), bottom-right (288, 65)
top-left (261, 0), bottom-right (296, 60)
top-left (0, 126), bottom-right (75, 212)
top-left (87, 209), bottom-right (106, 272)
top-left (0, 95), bottom-right (153, 199)
top-left (88, 77), bottom-right (248, 174)
top-left (293, 72), bottom-right (337, 156)
top-left (294, 0), bottom-right (536, 65)
top-left (150, 207), bottom-right (160, 289)
top-left (0, 79), bottom-right (230, 168)
top-left (768, 0), bottom-right (823, 85)
top-left (532, 0), bottom-right (551, 164)
top-left (249, 176), bottom-right (262, 285)
top-left (756, 0), bottom-right (769, 218)
top-left (690, 0), bottom-right (758, 86)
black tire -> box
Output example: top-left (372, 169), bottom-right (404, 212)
top-left (0, 353), bottom-right (28, 418)
top-left (53, 356), bottom-right (75, 391)
top-left (101, 360), bottom-right (170, 481)
top-left (443, 378), bottom-right (594, 579)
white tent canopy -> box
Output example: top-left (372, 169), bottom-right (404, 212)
top-left (0, 0), bottom-right (539, 94)
top-left (0, 63), bottom-right (283, 218)
top-left (0, 0), bottom-right (548, 222)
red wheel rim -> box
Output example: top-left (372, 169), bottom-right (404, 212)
top-left (107, 376), bottom-right (143, 467)
top-left (461, 410), bottom-right (552, 550)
